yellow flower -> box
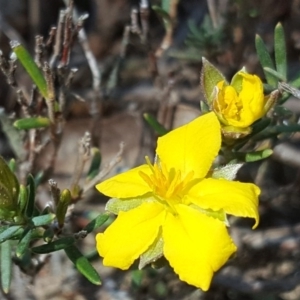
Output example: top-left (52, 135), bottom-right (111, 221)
top-left (96, 112), bottom-right (260, 291)
top-left (213, 71), bottom-right (270, 138)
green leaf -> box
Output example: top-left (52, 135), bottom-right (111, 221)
top-left (212, 163), bottom-right (244, 180)
top-left (32, 236), bottom-right (75, 253)
top-left (143, 113), bottom-right (168, 136)
top-left (83, 213), bottom-right (110, 234)
top-left (233, 118), bottom-right (271, 151)
top-left (201, 57), bottom-right (226, 104)
top-left (255, 34), bottom-right (278, 87)
top-left (64, 245), bottom-right (101, 285)
top-left (245, 149), bottom-right (273, 162)
top-left (0, 240), bottom-right (12, 293)
top-left (56, 189), bottom-right (71, 228)
top-left (11, 41), bottom-right (48, 99)
top-left (16, 228), bottom-right (32, 258)
top-left (14, 117), bottom-right (51, 130)
top-left (26, 174), bottom-right (36, 218)
top-left (86, 148), bottom-right (102, 181)
top-left (31, 213), bottom-right (56, 227)
top-left (274, 23), bottom-right (287, 80)
top-left (0, 226), bottom-right (23, 243)
top-left (0, 156), bottom-right (20, 219)
top-left (263, 67), bottom-right (286, 81)
top-left (273, 105), bottom-right (292, 118)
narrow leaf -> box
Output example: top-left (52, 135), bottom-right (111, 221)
top-left (274, 23), bottom-right (287, 80)
top-left (86, 148), bottom-right (102, 181)
top-left (83, 213), bottom-right (110, 234)
top-left (201, 57), bottom-right (226, 104)
top-left (32, 236), bottom-right (75, 253)
top-left (255, 34), bottom-right (278, 87)
top-left (143, 113), bottom-right (168, 136)
top-left (14, 117), bottom-right (50, 130)
top-left (26, 174), bottom-right (36, 218)
top-left (245, 149), bottom-right (273, 162)
top-left (64, 245), bottom-right (101, 285)
top-left (263, 67), bottom-right (286, 81)
top-left (0, 240), bottom-right (12, 293)
top-left (16, 228), bottom-right (32, 258)
top-left (11, 41), bottom-right (48, 98)
top-left (0, 226), bottom-right (22, 243)
top-left (31, 213), bottom-right (56, 227)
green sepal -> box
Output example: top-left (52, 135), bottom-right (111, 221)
top-left (274, 23), bottom-right (287, 80)
top-left (194, 206), bottom-right (228, 225)
top-left (56, 189), bottom-right (71, 228)
top-left (0, 240), bottom-right (12, 294)
top-left (26, 174), bottom-right (36, 218)
top-left (32, 236), bottom-right (76, 253)
top-left (211, 164), bottom-right (244, 181)
top-left (86, 148), bottom-right (102, 181)
top-left (64, 245), bottom-right (102, 285)
top-left (83, 213), bottom-right (110, 234)
top-left (201, 57), bottom-right (226, 104)
top-left (14, 117), bottom-right (51, 130)
top-left (139, 233), bottom-right (163, 269)
top-left (221, 125), bottom-right (252, 140)
top-left (255, 34), bottom-right (277, 87)
top-left (143, 113), bottom-right (168, 136)
top-left (16, 227), bottom-right (32, 258)
top-left (31, 213), bottom-right (56, 227)
top-left (200, 100), bottom-right (210, 113)
top-left (106, 196), bottom-right (155, 214)
top-left (230, 67), bottom-right (247, 93)
top-left (11, 41), bottom-right (48, 99)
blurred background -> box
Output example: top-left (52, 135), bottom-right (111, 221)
top-left (1, 0), bottom-right (300, 299)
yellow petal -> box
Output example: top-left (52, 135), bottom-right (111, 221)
top-left (96, 202), bottom-right (165, 269)
top-left (96, 164), bottom-right (152, 198)
top-left (187, 178), bottom-right (260, 228)
top-left (156, 112), bottom-right (221, 178)
top-left (163, 204), bottom-right (236, 291)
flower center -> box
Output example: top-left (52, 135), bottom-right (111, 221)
top-left (139, 156), bottom-right (194, 203)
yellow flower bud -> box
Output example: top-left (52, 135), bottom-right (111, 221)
top-left (213, 71), bottom-right (272, 138)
